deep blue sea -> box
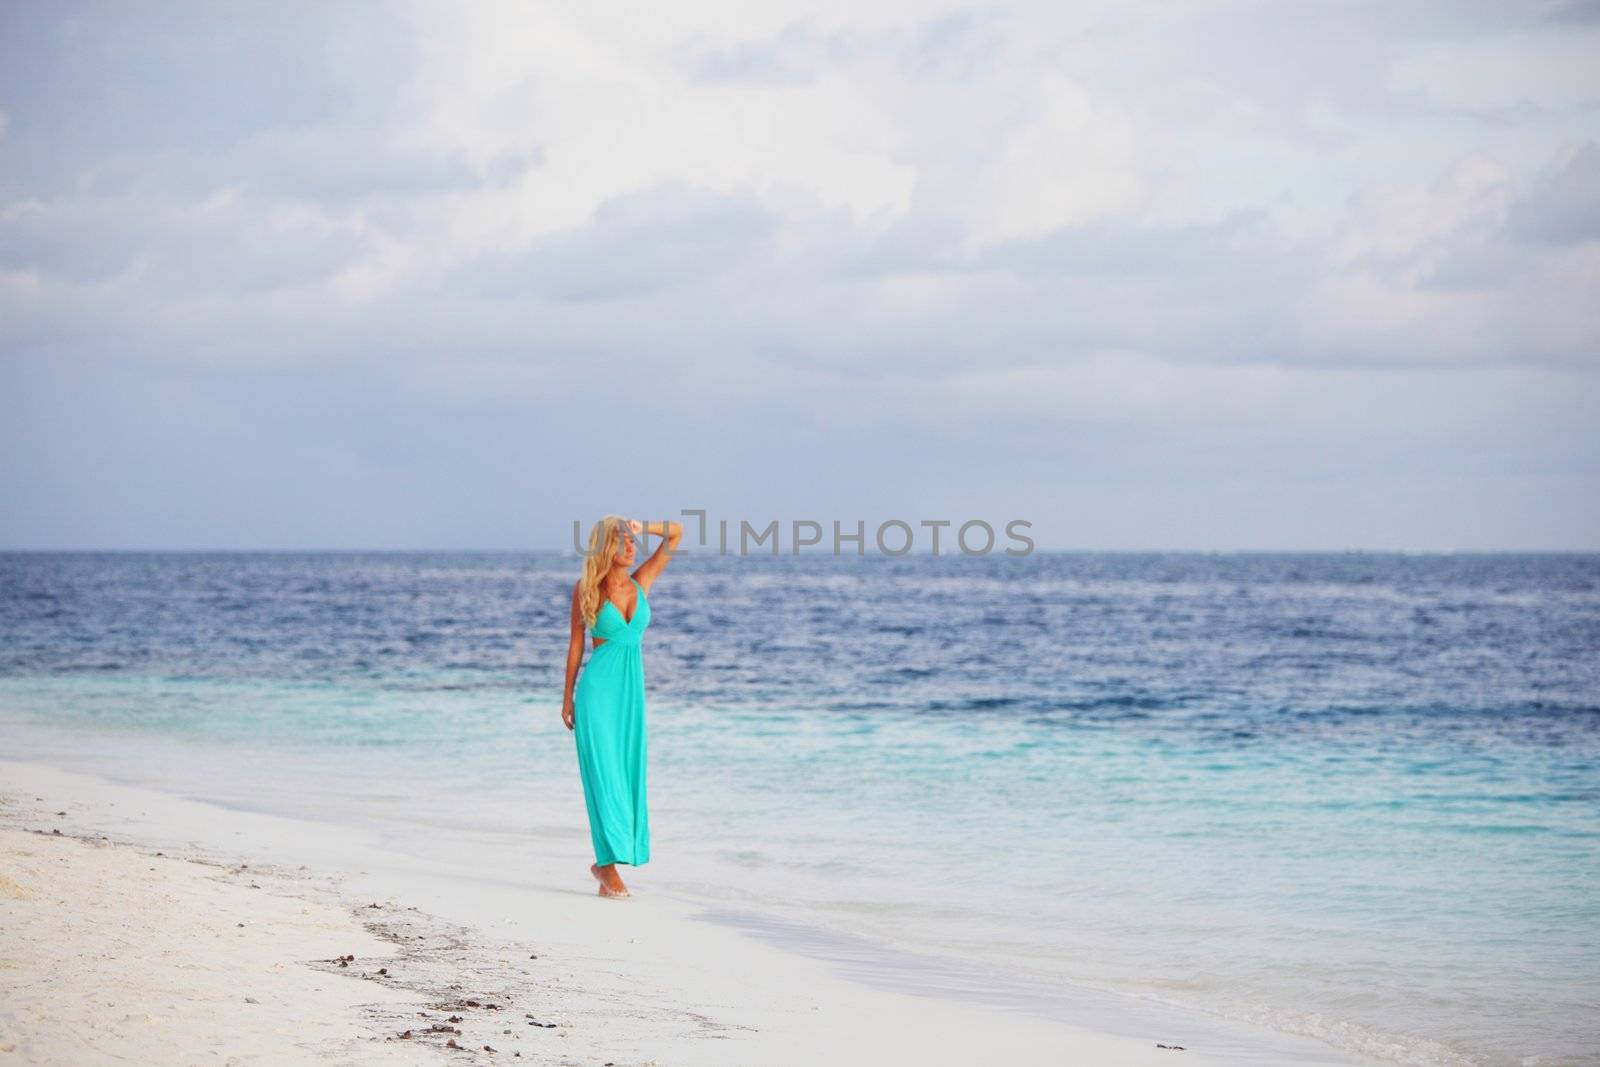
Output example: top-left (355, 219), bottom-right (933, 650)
top-left (2, 551), bottom-right (1597, 1066)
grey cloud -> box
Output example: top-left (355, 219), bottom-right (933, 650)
top-left (36, 125), bottom-right (511, 207)
top-left (0, 190), bottom-right (369, 291)
top-left (1537, 0), bottom-right (1600, 24)
top-left (683, 10), bottom-right (1010, 87)
top-left (218, 126), bottom-right (521, 204)
top-left (831, 214), bottom-right (970, 278)
top-left (1419, 237), bottom-right (1535, 292)
top-left (805, 210), bottom-right (1319, 373)
top-left (1412, 140), bottom-right (1599, 292)
top-left (449, 182), bottom-right (779, 303)
top-left (907, 9), bottom-right (1011, 80)
top-left (1051, 0), bottom-right (1588, 144)
top-left (0, 2), bottom-right (420, 194)
top-left (2, 123), bottom-right (528, 291)
top-left (1505, 141), bottom-right (1600, 245)
top-left (690, 32), bottom-right (819, 85)
top-left (976, 210), bottom-right (1300, 281)
top-left (683, 21), bottom-right (860, 85)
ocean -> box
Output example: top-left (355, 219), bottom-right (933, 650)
top-left (1, 550), bottom-right (1596, 1066)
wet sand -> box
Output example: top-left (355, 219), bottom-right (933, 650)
top-left (0, 758), bottom-right (1375, 1065)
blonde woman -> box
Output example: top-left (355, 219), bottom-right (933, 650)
top-left (563, 515), bottom-right (683, 898)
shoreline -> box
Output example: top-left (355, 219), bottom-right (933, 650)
top-left (0, 757), bottom-right (1383, 1065)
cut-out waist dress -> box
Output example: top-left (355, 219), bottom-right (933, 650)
top-left (573, 577), bottom-right (650, 866)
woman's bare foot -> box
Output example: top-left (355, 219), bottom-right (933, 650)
top-left (590, 862), bottom-right (631, 898)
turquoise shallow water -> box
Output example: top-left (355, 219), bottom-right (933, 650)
top-left (2, 551), bottom-right (1597, 1065)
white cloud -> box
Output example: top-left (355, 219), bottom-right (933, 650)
top-left (1387, 24), bottom-right (1600, 112)
top-left (2, 0), bottom-right (1598, 547)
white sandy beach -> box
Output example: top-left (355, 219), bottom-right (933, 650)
top-left (0, 758), bottom-right (1381, 1066)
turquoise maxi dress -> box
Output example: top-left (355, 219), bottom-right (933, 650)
top-left (573, 577), bottom-right (651, 867)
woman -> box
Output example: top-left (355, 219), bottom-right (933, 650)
top-left (563, 515), bottom-right (682, 899)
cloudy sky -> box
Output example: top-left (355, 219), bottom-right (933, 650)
top-left (2, 1), bottom-right (1596, 551)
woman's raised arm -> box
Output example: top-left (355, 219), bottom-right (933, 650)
top-left (631, 520), bottom-right (682, 595)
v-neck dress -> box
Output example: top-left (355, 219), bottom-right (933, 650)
top-left (573, 577), bottom-right (651, 867)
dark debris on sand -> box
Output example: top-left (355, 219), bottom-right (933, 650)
top-left (3, 801), bottom-right (575, 1061)
top-left (335, 899), bottom-right (573, 1056)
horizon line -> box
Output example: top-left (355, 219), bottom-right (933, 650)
top-left (2, 546), bottom-right (1597, 556)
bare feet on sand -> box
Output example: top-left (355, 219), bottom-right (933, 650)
top-left (590, 862), bottom-right (632, 898)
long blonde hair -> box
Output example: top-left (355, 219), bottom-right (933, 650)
top-left (577, 514), bottom-right (633, 631)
